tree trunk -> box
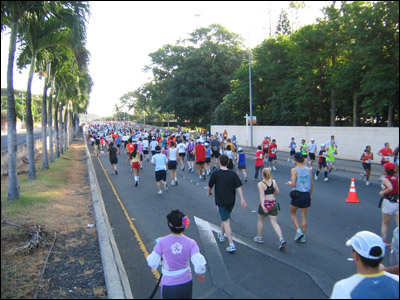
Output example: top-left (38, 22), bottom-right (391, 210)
top-left (25, 52), bottom-right (37, 181)
top-left (330, 88), bottom-right (336, 127)
top-left (63, 105), bottom-right (68, 151)
top-left (41, 83), bottom-right (49, 170)
top-left (54, 99), bottom-right (60, 158)
top-left (6, 19), bottom-right (20, 200)
top-left (59, 105), bottom-right (64, 155)
top-left (352, 90), bottom-right (358, 127)
top-left (48, 79), bottom-right (55, 162)
top-left (387, 98), bottom-right (393, 127)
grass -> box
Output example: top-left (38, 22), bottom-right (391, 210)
top-left (1, 141), bottom-right (95, 299)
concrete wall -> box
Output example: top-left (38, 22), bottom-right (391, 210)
top-left (211, 125), bottom-right (399, 162)
top-left (1, 137), bottom-right (48, 175)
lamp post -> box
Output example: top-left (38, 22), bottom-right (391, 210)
top-left (248, 46), bottom-right (253, 148)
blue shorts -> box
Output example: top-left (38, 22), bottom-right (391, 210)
top-left (218, 206), bottom-right (233, 221)
top-left (290, 191), bottom-right (311, 208)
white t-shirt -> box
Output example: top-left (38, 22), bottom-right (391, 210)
top-left (177, 143), bottom-right (187, 153)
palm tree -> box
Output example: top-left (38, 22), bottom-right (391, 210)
top-left (16, 1), bottom-right (90, 180)
top-left (1, 1), bottom-right (52, 199)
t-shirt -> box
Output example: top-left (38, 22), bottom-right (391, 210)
top-left (208, 169), bottom-right (242, 207)
top-left (330, 272), bottom-right (399, 299)
top-left (255, 150), bottom-right (264, 167)
top-left (210, 139), bottom-right (220, 152)
top-left (151, 153), bottom-right (167, 171)
top-left (238, 153), bottom-right (246, 166)
top-left (308, 142), bottom-right (317, 154)
top-left (268, 144), bottom-right (277, 157)
top-left (126, 143), bottom-right (135, 153)
top-left (150, 235), bottom-right (202, 286)
top-left (177, 143), bottom-right (186, 153)
top-left (378, 148), bottom-right (393, 163)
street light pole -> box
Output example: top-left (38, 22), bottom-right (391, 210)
top-left (249, 47), bottom-right (253, 148)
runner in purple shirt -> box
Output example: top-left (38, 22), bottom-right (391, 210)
top-left (147, 210), bottom-right (207, 299)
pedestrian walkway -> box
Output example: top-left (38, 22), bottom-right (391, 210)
top-left (238, 145), bottom-right (383, 179)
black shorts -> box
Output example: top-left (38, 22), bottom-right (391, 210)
top-left (205, 157), bottom-right (211, 163)
top-left (290, 191), bottom-right (311, 208)
top-left (319, 161), bottom-right (327, 168)
top-left (309, 153), bottom-right (315, 160)
top-left (155, 170), bottom-right (167, 182)
top-left (263, 148), bottom-right (269, 154)
top-left (162, 280), bottom-right (193, 299)
top-left (290, 150), bottom-right (296, 156)
top-left (362, 163), bottom-right (371, 171)
top-left (143, 149), bottom-right (149, 154)
top-left (168, 161), bottom-right (177, 170)
top-left (211, 150), bottom-right (220, 158)
top-left (179, 153), bottom-right (186, 157)
top-left (196, 161), bottom-right (205, 165)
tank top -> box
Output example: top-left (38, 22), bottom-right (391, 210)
top-left (295, 167), bottom-right (311, 192)
top-left (168, 148), bottom-right (177, 161)
top-left (362, 152), bottom-right (373, 164)
top-left (385, 174), bottom-right (399, 197)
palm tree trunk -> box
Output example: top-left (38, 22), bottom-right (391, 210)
top-left (6, 19), bottom-right (20, 200)
top-left (25, 52), bottom-right (37, 181)
top-left (63, 105), bottom-right (68, 151)
top-left (59, 105), bottom-right (64, 155)
top-left (41, 83), bottom-right (49, 170)
top-left (54, 98), bottom-right (60, 158)
top-left (48, 79), bottom-right (55, 162)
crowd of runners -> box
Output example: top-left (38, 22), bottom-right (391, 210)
top-left (85, 121), bottom-right (398, 299)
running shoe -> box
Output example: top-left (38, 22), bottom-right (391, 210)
top-left (175, 180), bottom-right (178, 185)
top-left (315, 175), bottom-right (318, 180)
top-left (360, 173), bottom-right (365, 181)
top-left (245, 177), bottom-right (248, 182)
top-left (182, 166), bottom-right (185, 171)
top-left (300, 235), bottom-right (306, 243)
top-left (188, 167), bottom-right (192, 172)
top-left (273, 166), bottom-right (277, 171)
top-left (158, 190), bottom-right (162, 195)
top-left (171, 181), bottom-right (175, 186)
top-left (324, 177), bottom-right (329, 182)
top-left (115, 170), bottom-right (118, 175)
top-left (294, 229), bottom-right (304, 242)
top-left (164, 183), bottom-right (168, 192)
top-left (218, 232), bottom-right (226, 243)
top-left (366, 181), bottom-right (370, 186)
top-left (254, 236), bottom-right (264, 244)
top-left (279, 238), bottom-right (287, 250)
top-left (226, 243), bottom-right (236, 253)
top-left (135, 181), bottom-right (138, 187)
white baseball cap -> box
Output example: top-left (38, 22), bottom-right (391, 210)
top-left (346, 231), bottom-right (385, 259)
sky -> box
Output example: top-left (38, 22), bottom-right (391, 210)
top-left (1, 1), bottom-right (329, 117)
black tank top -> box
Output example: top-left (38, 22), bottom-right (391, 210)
top-left (262, 181), bottom-right (275, 195)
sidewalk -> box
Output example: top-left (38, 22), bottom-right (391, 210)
top-left (238, 145), bottom-right (383, 178)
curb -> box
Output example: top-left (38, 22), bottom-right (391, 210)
top-left (85, 142), bottom-right (133, 299)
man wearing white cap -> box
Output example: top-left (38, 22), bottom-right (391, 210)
top-left (330, 230), bottom-right (399, 299)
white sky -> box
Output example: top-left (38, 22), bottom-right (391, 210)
top-left (1, 1), bottom-right (329, 117)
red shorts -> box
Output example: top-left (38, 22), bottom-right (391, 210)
top-left (131, 162), bottom-right (140, 169)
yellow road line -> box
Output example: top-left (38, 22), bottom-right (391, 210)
top-left (96, 155), bottom-right (160, 280)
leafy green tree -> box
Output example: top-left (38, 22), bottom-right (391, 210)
top-left (146, 24), bottom-right (246, 128)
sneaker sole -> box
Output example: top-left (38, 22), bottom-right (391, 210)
top-left (295, 234), bottom-right (304, 242)
top-left (279, 241), bottom-right (287, 250)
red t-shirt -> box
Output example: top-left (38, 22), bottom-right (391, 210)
top-left (195, 144), bottom-right (206, 162)
top-left (268, 144), bottom-right (277, 157)
top-left (378, 148), bottom-right (393, 162)
top-left (126, 143), bottom-right (135, 153)
top-left (255, 150), bottom-right (264, 166)
top-left (262, 139), bottom-right (270, 150)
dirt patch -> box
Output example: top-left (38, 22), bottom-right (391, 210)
top-left (1, 139), bottom-right (107, 299)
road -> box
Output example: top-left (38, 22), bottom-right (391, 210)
top-left (90, 145), bottom-right (396, 299)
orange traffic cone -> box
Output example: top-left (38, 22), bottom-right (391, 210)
top-left (346, 178), bottom-right (360, 203)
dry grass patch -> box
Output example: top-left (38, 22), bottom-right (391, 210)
top-left (1, 140), bottom-right (104, 299)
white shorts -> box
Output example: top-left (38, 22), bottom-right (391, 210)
top-left (381, 199), bottom-right (399, 216)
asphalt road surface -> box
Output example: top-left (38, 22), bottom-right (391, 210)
top-left (90, 146), bottom-right (396, 299)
